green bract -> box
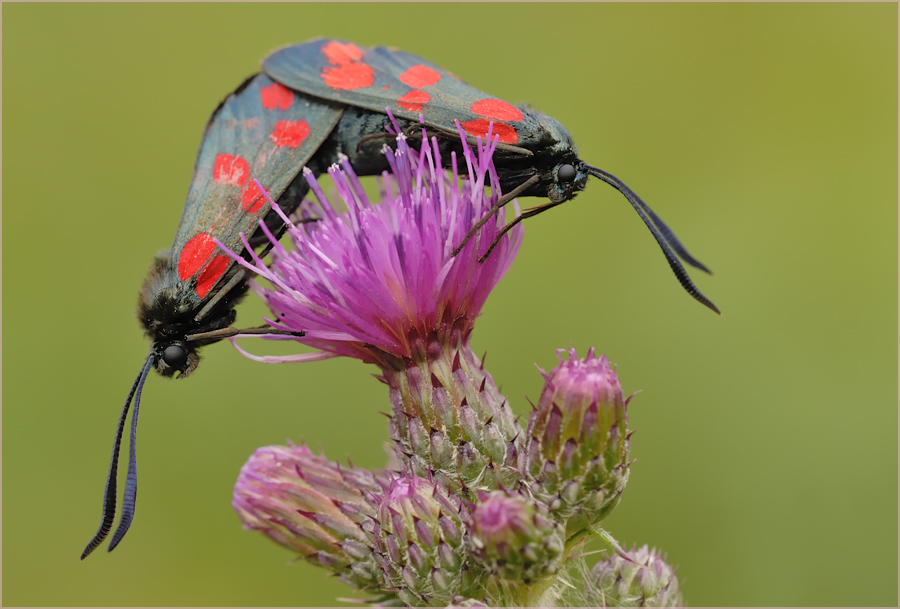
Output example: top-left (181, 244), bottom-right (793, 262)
top-left (374, 475), bottom-right (486, 606)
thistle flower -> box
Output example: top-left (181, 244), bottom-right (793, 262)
top-left (523, 347), bottom-right (632, 534)
top-left (227, 124), bottom-right (522, 365)
top-left (586, 545), bottom-right (683, 607)
top-left (467, 490), bottom-right (565, 584)
top-left (225, 123), bottom-right (681, 605)
top-left (225, 126), bottom-right (527, 496)
top-left (373, 474), bottom-right (486, 606)
top-left (232, 443), bottom-right (385, 593)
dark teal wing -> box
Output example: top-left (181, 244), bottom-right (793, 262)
top-left (172, 73), bottom-right (343, 302)
top-left (262, 38), bottom-right (543, 146)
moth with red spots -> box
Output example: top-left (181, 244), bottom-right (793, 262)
top-left (83, 38), bottom-right (718, 559)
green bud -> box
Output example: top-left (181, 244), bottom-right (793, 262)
top-left (381, 332), bottom-right (526, 497)
top-left (468, 491), bottom-right (565, 584)
top-left (374, 475), bottom-right (487, 606)
top-left (524, 348), bottom-right (631, 533)
top-left (232, 444), bottom-right (384, 592)
top-left (587, 545), bottom-right (684, 607)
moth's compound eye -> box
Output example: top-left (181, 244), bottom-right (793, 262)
top-left (557, 164), bottom-right (577, 183)
top-left (163, 345), bottom-right (188, 370)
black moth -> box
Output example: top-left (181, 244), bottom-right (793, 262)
top-left (82, 38), bottom-right (718, 559)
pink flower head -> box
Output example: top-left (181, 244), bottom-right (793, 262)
top-left (469, 491), bottom-right (565, 583)
top-left (538, 347), bottom-right (626, 422)
top-left (472, 491), bottom-right (533, 537)
top-left (528, 347), bottom-right (630, 461)
top-left (222, 122), bottom-right (523, 363)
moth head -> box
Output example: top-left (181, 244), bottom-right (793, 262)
top-left (548, 161), bottom-right (589, 203)
top-left (152, 341), bottom-right (200, 378)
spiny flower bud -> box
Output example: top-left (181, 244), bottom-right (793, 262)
top-left (232, 444), bottom-right (385, 592)
top-left (587, 545), bottom-right (683, 607)
top-left (374, 474), bottom-right (486, 606)
top-left (383, 331), bottom-right (525, 498)
top-left (523, 348), bottom-right (631, 534)
top-left (468, 491), bottom-right (564, 583)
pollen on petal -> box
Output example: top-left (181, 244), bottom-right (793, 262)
top-left (270, 120), bottom-right (311, 148)
top-left (399, 65), bottom-right (441, 88)
top-left (471, 99), bottom-right (525, 122)
top-left (461, 119), bottom-right (519, 144)
top-left (213, 154), bottom-right (250, 187)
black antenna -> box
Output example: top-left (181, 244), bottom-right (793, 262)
top-left (81, 355), bottom-right (154, 559)
top-left (585, 165), bottom-right (721, 315)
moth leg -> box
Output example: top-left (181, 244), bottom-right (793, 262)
top-left (452, 174), bottom-right (541, 256)
top-left (234, 325), bottom-right (305, 337)
top-left (477, 200), bottom-right (564, 263)
top-left (184, 325), bottom-right (305, 344)
top-left (356, 124), bottom-right (433, 154)
top-left (356, 131), bottom-right (396, 154)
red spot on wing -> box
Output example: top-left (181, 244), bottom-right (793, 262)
top-left (397, 89), bottom-right (430, 112)
top-left (195, 254), bottom-right (230, 299)
top-left (470, 99), bottom-right (525, 122)
top-left (178, 233), bottom-right (231, 298)
top-left (270, 120), bottom-right (311, 148)
top-left (241, 181), bottom-right (266, 213)
top-left (400, 65), bottom-right (441, 88)
top-left (322, 40), bottom-right (365, 65)
top-left (460, 119), bottom-right (519, 144)
top-left (260, 82), bottom-right (294, 110)
top-left (320, 40), bottom-right (373, 90)
top-left (322, 62), bottom-right (374, 90)
top-left (213, 154), bottom-right (249, 187)
top-left (178, 233), bottom-right (215, 280)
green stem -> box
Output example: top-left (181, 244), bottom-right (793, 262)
top-left (500, 577), bottom-right (558, 607)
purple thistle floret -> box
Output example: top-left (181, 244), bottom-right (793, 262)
top-left (220, 122), bottom-right (523, 364)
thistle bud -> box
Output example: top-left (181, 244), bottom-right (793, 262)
top-left (587, 545), bottom-right (683, 607)
top-left (232, 444), bottom-right (384, 592)
top-left (383, 333), bottom-right (526, 498)
top-left (468, 491), bottom-right (564, 583)
top-left (374, 474), bottom-right (486, 606)
top-left (524, 348), bottom-right (631, 533)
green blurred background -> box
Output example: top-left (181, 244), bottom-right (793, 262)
top-left (3, 4), bottom-right (896, 606)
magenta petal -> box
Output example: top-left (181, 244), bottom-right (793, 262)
top-left (231, 130), bottom-right (524, 362)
